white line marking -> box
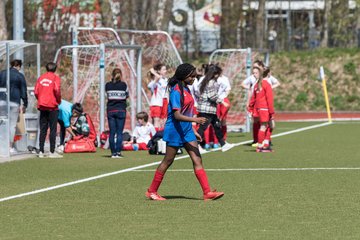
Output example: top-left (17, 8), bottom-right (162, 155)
top-left (133, 167), bottom-right (360, 172)
top-left (0, 122), bottom-right (332, 203)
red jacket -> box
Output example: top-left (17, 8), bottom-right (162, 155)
top-left (248, 79), bottom-right (275, 115)
top-left (35, 72), bottom-right (61, 110)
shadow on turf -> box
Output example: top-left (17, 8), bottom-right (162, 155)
top-left (162, 195), bottom-right (202, 200)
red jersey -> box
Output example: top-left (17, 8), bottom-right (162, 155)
top-left (35, 72), bottom-right (61, 110)
top-left (248, 80), bottom-right (274, 115)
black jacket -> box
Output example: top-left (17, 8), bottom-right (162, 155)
top-left (0, 68), bottom-right (28, 108)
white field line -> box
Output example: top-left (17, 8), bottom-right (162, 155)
top-left (0, 122), bottom-right (332, 203)
top-left (133, 167), bottom-right (360, 172)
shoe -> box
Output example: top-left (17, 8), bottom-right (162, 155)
top-left (251, 142), bottom-right (258, 148)
top-left (204, 144), bottom-right (211, 150)
top-left (256, 146), bottom-right (273, 153)
top-left (9, 148), bottom-right (18, 154)
top-left (198, 146), bottom-right (208, 154)
top-left (49, 152), bottom-right (63, 158)
top-left (212, 143), bottom-right (220, 149)
top-left (57, 145), bottom-right (64, 153)
top-left (203, 189), bottom-right (224, 201)
top-left (221, 142), bottom-right (234, 152)
top-left (116, 152), bottom-right (124, 158)
top-left (145, 190), bottom-right (166, 201)
top-left (38, 151), bottom-right (45, 158)
top-left (111, 154), bottom-right (119, 158)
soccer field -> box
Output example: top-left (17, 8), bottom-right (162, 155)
top-left (1, 121), bottom-right (360, 239)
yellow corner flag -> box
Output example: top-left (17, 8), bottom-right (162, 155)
top-left (320, 66), bottom-right (332, 123)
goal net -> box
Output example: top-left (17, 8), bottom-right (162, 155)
top-left (55, 44), bottom-right (142, 132)
top-left (209, 48), bottom-right (267, 132)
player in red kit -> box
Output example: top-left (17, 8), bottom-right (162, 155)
top-left (248, 67), bottom-right (274, 152)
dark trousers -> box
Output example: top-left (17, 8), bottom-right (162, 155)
top-left (107, 111), bottom-right (126, 155)
top-left (197, 112), bottom-right (225, 146)
top-left (39, 110), bottom-right (59, 153)
top-left (58, 119), bottom-right (66, 146)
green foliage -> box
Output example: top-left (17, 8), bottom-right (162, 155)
top-left (295, 92), bottom-right (308, 104)
top-left (343, 62), bottom-right (356, 75)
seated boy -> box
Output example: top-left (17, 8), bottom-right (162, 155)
top-left (123, 111), bottom-right (156, 151)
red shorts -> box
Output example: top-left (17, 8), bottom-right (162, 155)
top-left (253, 108), bottom-right (270, 123)
top-left (150, 106), bottom-right (162, 118)
top-left (217, 98), bottom-right (230, 120)
top-left (160, 98), bottom-right (168, 119)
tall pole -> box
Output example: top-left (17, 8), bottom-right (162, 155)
top-left (13, 0), bottom-right (24, 61)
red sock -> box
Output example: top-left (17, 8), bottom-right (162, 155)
top-left (253, 122), bottom-right (260, 142)
top-left (148, 170), bottom-right (165, 193)
top-left (195, 168), bottom-right (211, 194)
top-left (265, 126), bottom-right (272, 143)
top-left (258, 129), bottom-right (266, 146)
top-left (221, 125), bottom-right (227, 140)
top-left (204, 126), bottom-right (211, 144)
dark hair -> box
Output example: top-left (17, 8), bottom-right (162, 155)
top-left (11, 59), bottom-right (22, 68)
top-left (263, 67), bottom-right (270, 78)
top-left (168, 63), bottom-right (196, 106)
top-left (136, 111), bottom-right (149, 122)
top-left (72, 103), bottom-right (83, 114)
top-left (46, 62), bottom-right (57, 72)
top-left (253, 60), bottom-right (265, 68)
top-left (199, 64), bottom-right (222, 94)
top-left (112, 68), bottom-right (122, 82)
top-left (153, 63), bottom-right (166, 72)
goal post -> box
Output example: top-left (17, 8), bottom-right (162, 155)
top-left (0, 41), bottom-right (41, 160)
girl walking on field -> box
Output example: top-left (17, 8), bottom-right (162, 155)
top-left (145, 63), bottom-right (224, 201)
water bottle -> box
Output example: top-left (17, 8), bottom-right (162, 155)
top-left (133, 143), bottom-right (139, 151)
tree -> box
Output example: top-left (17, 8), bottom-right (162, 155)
top-left (0, 0), bottom-right (7, 40)
top-left (321, 0), bottom-right (331, 47)
top-left (255, 0), bottom-right (265, 49)
top-left (220, 0), bottom-right (243, 48)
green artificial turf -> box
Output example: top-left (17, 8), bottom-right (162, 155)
top-left (1, 121), bottom-right (360, 239)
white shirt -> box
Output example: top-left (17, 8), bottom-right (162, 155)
top-left (132, 122), bottom-right (156, 144)
top-left (216, 75), bottom-right (231, 101)
top-left (148, 77), bottom-right (167, 106)
top-left (242, 74), bottom-right (279, 91)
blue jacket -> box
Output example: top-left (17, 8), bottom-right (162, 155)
top-left (0, 68), bottom-right (28, 108)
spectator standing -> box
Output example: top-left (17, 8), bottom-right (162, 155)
top-left (195, 64), bottom-right (234, 152)
top-left (0, 59), bottom-right (28, 154)
top-left (105, 68), bottom-right (129, 158)
top-left (248, 67), bottom-right (275, 152)
top-left (34, 62), bottom-right (62, 158)
top-left (147, 63), bottom-right (168, 130)
top-left (268, 26), bottom-right (277, 52)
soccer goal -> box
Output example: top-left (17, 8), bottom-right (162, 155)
top-left (75, 28), bottom-right (183, 113)
top-left (209, 48), bottom-right (268, 132)
top-left (0, 41), bottom-right (41, 160)
top-left (54, 43), bottom-right (142, 134)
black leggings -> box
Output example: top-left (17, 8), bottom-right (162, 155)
top-left (196, 112), bottom-right (225, 146)
top-left (39, 110), bottom-right (59, 153)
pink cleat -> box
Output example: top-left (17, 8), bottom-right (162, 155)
top-left (203, 190), bottom-right (224, 201)
top-left (145, 190), bottom-right (166, 201)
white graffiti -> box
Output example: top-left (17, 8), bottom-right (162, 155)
top-left (36, 6), bottom-right (102, 32)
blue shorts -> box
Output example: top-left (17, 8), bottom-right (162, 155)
top-left (163, 121), bottom-right (196, 147)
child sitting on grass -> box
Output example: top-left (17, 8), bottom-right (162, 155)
top-left (122, 111), bottom-right (156, 151)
